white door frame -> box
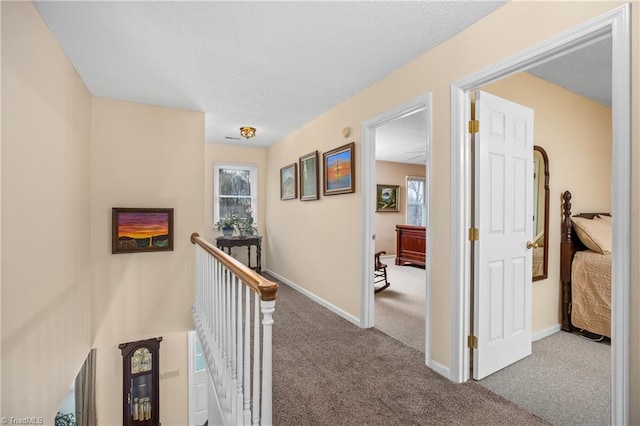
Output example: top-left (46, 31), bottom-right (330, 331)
top-left (361, 93), bottom-right (434, 366)
top-left (449, 5), bottom-right (630, 425)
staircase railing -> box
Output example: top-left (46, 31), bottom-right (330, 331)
top-left (191, 233), bottom-right (278, 425)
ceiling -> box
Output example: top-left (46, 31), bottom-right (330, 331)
top-left (33, 1), bottom-right (611, 165)
top-left (33, 1), bottom-right (507, 147)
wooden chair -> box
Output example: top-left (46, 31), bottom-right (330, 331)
top-left (374, 251), bottom-right (390, 293)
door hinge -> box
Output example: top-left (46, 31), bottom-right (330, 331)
top-left (468, 227), bottom-right (479, 241)
top-left (468, 120), bottom-right (479, 134)
top-left (467, 335), bottom-right (478, 349)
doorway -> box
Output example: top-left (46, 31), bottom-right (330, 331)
top-left (450, 5), bottom-right (630, 424)
top-left (360, 93), bottom-right (434, 366)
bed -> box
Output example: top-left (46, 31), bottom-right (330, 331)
top-left (560, 190), bottom-right (611, 338)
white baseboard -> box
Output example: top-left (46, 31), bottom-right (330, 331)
top-left (264, 269), bottom-right (361, 327)
top-left (532, 323), bottom-right (561, 342)
top-left (427, 358), bottom-right (450, 379)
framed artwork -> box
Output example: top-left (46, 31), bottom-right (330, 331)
top-left (112, 208), bottom-right (174, 254)
top-left (299, 150), bottom-right (319, 201)
top-left (280, 163), bottom-right (298, 200)
top-left (323, 142), bottom-right (355, 196)
top-left (376, 184), bottom-right (400, 212)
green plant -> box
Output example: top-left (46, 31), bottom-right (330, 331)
top-left (55, 412), bottom-right (76, 426)
top-left (238, 207), bottom-right (258, 235)
top-left (214, 212), bottom-right (240, 231)
top-left (214, 208), bottom-right (258, 235)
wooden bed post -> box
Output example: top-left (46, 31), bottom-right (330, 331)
top-left (560, 191), bottom-right (574, 332)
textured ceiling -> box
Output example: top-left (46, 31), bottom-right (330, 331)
top-left (33, 0), bottom-right (507, 148)
top-left (528, 37), bottom-right (612, 108)
top-left (376, 109), bottom-right (428, 165)
top-left (33, 1), bottom-right (611, 165)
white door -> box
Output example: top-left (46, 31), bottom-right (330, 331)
top-left (188, 331), bottom-right (208, 426)
top-left (473, 91), bottom-right (534, 380)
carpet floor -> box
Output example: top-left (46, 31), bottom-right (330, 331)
top-left (270, 276), bottom-right (547, 425)
top-left (479, 332), bottom-right (610, 426)
top-left (374, 260), bottom-right (426, 353)
top-left (368, 260), bottom-right (610, 425)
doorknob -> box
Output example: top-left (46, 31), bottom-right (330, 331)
top-left (526, 241), bottom-right (538, 249)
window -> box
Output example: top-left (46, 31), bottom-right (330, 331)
top-left (406, 176), bottom-right (426, 226)
top-left (214, 163), bottom-right (258, 223)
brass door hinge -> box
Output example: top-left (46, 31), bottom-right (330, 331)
top-left (468, 227), bottom-right (479, 241)
top-left (467, 335), bottom-right (478, 349)
top-left (468, 120), bottom-right (479, 134)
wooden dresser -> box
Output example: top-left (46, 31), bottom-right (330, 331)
top-left (395, 225), bottom-right (426, 267)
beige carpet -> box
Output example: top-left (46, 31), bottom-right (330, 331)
top-left (270, 277), bottom-right (547, 425)
top-left (374, 258), bottom-right (426, 352)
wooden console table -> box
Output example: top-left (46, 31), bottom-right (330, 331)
top-left (395, 225), bottom-right (426, 267)
top-left (215, 235), bottom-right (262, 273)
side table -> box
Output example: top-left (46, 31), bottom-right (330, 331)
top-left (215, 235), bottom-right (262, 273)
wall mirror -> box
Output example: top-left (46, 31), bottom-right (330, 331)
top-left (532, 145), bottom-right (549, 281)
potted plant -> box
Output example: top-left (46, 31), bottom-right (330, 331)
top-left (237, 207), bottom-right (258, 236)
top-left (214, 213), bottom-right (239, 236)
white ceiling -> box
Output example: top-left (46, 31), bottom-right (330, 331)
top-left (33, 1), bottom-right (611, 165)
top-left (33, 0), bottom-right (507, 148)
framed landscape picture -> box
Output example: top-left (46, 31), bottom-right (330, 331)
top-left (376, 184), bottom-right (400, 212)
top-left (299, 150), bottom-right (319, 201)
top-left (280, 163), bottom-right (298, 200)
top-left (112, 207), bottom-right (174, 254)
top-left (323, 142), bottom-right (355, 196)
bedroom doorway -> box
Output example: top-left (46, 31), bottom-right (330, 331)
top-left (450, 5), bottom-right (630, 424)
top-left (360, 93), bottom-right (434, 365)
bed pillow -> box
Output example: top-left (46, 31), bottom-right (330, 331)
top-left (571, 216), bottom-right (612, 254)
top-left (596, 214), bottom-right (612, 225)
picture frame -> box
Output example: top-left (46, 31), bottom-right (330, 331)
top-left (376, 184), bottom-right (400, 212)
top-left (299, 150), bottom-right (319, 201)
top-left (280, 163), bottom-right (298, 200)
top-left (112, 207), bottom-right (174, 254)
top-left (323, 142), bottom-right (355, 196)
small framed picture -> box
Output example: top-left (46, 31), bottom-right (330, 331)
top-left (299, 150), bottom-right (319, 201)
top-left (280, 163), bottom-right (298, 200)
top-left (323, 142), bottom-right (355, 196)
top-left (376, 185), bottom-right (400, 212)
top-left (112, 208), bottom-right (174, 254)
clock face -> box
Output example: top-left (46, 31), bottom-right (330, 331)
top-left (131, 347), bottom-right (152, 374)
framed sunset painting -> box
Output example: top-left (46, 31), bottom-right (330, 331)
top-left (323, 142), bottom-right (355, 196)
top-left (112, 208), bottom-right (174, 254)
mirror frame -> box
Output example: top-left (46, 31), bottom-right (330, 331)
top-left (533, 145), bottom-right (549, 281)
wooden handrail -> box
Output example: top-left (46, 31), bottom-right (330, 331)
top-left (191, 233), bottom-right (278, 301)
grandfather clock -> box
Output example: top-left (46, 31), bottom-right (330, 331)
top-left (119, 337), bottom-right (162, 426)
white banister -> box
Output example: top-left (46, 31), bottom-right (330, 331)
top-left (191, 233), bottom-right (278, 426)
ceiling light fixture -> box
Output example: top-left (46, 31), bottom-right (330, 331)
top-left (240, 126), bottom-right (256, 139)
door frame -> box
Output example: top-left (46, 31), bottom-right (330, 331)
top-left (361, 93), bottom-right (434, 367)
top-left (449, 5), bottom-right (630, 424)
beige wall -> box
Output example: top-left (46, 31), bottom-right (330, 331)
top-left (1, 1), bottom-right (93, 418)
top-left (264, 0), bottom-right (636, 400)
top-left (481, 72), bottom-right (612, 333)
top-left (204, 143), bottom-right (268, 267)
top-left (375, 161), bottom-right (426, 255)
top-left (90, 98), bottom-right (204, 425)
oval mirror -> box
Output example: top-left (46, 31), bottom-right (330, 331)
top-left (533, 146), bottom-right (549, 281)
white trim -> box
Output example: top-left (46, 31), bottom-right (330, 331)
top-left (213, 161), bottom-right (258, 224)
top-left (361, 94), bottom-right (433, 369)
top-left (264, 269), bottom-right (361, 327)
top-left (429, 359), bottom-right (451, 379)
top-left (187, 330), bottom-right (197, 426)
top-left (450, 5), bottom-right (630, 425)
top-left (532, 324), bottom-right (561, 342)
